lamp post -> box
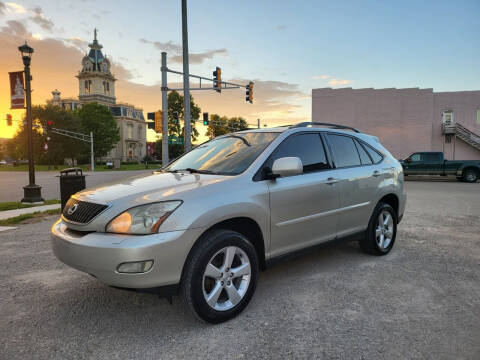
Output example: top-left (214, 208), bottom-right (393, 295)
top-left (19, 42), bottom-right (43, 203)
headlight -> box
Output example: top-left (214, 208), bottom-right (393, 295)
top-left (106, 201), bottom-right (182, 234)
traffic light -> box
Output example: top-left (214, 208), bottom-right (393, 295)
top-left (154, 110), bottom-right (163, 133)
top-left (147, 112), bottom-right (155, 130)
top-left (213, 67), bottom-right (221, 93)
top-left (246, 82), bottom-right (254, 103)
top-left (203, 112), bottom-right (209, 126)
top-left (47, 120), bottom-right (53, 131)
top-left (6, 114), bottom-right (12, 126)
top-left (173, 111), bottom-right (179, 124)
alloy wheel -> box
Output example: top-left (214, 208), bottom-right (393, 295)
top-left (202, 246), bottom-right (251, 311)
top-left (375, 210), bottom-right (394, 250)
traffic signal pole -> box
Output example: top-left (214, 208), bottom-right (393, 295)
top-left (181, 0), bottom-right (191, 152)
top-left (161, 52), bottom-right (169, 166)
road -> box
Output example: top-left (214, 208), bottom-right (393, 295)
top-left (0, 181), bottom-right (479, 359)
top-left (0, 170), bottom-right (154, 202)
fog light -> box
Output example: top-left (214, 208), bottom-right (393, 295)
top-left (117, 260), bottom-right (154, 273)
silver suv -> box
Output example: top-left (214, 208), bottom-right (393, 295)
top-left (52, 122), bottom-right (406, 323)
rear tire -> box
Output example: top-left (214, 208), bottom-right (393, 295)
top-left (462, 169), bottom-right (478, 183)
top-left (181, 229), bottom-right (259, 323)
top-left (360, 202), bottom-right (397, 255)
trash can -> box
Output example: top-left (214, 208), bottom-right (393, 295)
top-left (59, 168), bottom-right (86, 211)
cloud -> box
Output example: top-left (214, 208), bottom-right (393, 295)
top-left (2, 19), bottom-right (28, 36)
top-left (140, 38), bottom-right (182, 53)
top-left (29, 7), bottom-right (54, 32)
top-left (171, 49), bottom-right (227, 65)
top-left (313, 74), bottom-right (353, 86)
top-left (0, 2), bottom-right (6, 16)
top-left (5, 2), bottom-right (26, 13)
top-left (140, 38), bottom-right (227, 64)
top-left (0, 21), bottom-right (307, 142)
top-left (312, 75), bottom-right (330, 80)
top-left (328, 78), bottom-right (352, 86)
top-left (63, 36), bottom-right (89, 50)
top-left (276, 25), bottom-right (287, 31)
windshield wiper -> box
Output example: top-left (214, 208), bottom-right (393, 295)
top-left (166, 168), bottom-right (217, 174)
top-left (223, 135), bottom-right (251, 147)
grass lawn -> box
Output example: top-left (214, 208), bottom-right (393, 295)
top-left (0, 163), bottom-right (162, 172)
top-left (0, 199), bottom-right (60, 212)
top-left (0, 208), bottom-right (61, 226)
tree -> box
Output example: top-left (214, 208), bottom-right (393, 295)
top-left (167, 91), bottom-right (200, 142)
top-left (76, 103), bottom-right (120, 160)
top-left (7, 105), bottom-right (82, 166)
top-left (205, 114), bottom-right (228, 138)
top-left (205, 115), bottom-right (249, 138)
top-left (33, 105), bottom-right (84, 166)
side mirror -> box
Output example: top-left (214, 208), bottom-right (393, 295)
top-left (271, 157), bottom-right (303, 178)
top-left (406, 158), bottom-right (411, 163)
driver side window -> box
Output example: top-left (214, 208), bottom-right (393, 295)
top-left (266, 133), bottom-right (330, 174)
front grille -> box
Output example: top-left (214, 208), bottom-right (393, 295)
top-left (62, 198), bottom-right (108, 224)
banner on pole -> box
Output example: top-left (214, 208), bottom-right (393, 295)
top-left (9, 71), bottom-right (25, 109)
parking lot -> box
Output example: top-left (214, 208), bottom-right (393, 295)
top-left (1, 180), bottom-right (479, 359)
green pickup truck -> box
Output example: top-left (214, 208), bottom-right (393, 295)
top-left (400, 152), bottom-right (480, 183)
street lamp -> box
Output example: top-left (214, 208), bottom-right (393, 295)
top-left (19, 41), bottom-right (43, 203)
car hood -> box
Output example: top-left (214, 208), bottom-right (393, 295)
top-left (74, 171), bottom-right (231, 205)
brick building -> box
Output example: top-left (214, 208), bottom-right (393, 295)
top-left (312, 88), bottom-right (480, 160)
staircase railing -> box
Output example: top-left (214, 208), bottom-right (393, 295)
top-left (455, 123), bottom-right (480, 150)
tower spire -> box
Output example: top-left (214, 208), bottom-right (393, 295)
top-left (94, 28), bottom-right (97, 41)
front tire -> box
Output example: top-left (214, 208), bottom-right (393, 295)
top-left (360, 202), bottom-right (397, 255)
top-left (463, 169), bottom-right (478, 183)
top-left (181, 229), bottom-right (259, 323)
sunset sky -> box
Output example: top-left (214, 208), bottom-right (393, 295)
top-left (1, 0), bottom-right (479, 142)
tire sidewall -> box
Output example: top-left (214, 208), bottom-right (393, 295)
top-left (463, 169), bottom-right (478, 183)
top-left (368, 203), bottom-right (397, 255)
top-left (185, 230), bottom-right (259, 323)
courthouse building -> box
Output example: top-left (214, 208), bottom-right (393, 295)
top-left (48, 30), bottom-right (146, 162)
top-left (312, 87), bottom-right (480, 160)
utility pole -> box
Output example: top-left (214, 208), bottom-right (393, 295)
top-left (19, 42), bottom-right (43, 203)
top-left (90, 132), bottom-right (94, 171)
top-left (257, 118), bottom-right (260, 129)
top-left (181, 0), bottom-right (191, 151)
top-left (161, 52), bottom-right (169, 166)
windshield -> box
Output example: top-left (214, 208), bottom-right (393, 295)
top-left (165, 132), bottom-right (279, 175)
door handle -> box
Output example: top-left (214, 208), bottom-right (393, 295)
top-left (325, 177), bottom-right (338, 185)
top-left (372, 170), bottom-right (381, 177)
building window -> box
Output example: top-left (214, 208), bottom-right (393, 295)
top-left (138, 125), bottom-right (142, 140)
top-left (127, 124), bottom-right (133, 139)
top-left (85, 80), bottom-right (92, 94)
top-left (103, 81), bottom-right (110, 95)
top-left (442, 110), bottom-right (454, 125)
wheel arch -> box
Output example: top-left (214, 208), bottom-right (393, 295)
top-left (462, 166), bottom-right (480, 177)
top-left (180, 217), bottom-right (266, 285)
top-left (377, 193), bottom-right (399, 217)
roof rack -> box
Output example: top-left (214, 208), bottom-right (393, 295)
top-left (291, 122), bottom-right (360, 133)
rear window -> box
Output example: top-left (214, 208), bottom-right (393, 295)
top-left (327, 134), bottom-right (361, 168)
top-left (354, 139), bottom-right (373, 165)
top-left (362, 142), bottom-right (383, 164)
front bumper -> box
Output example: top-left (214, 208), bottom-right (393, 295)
top-left (51, 219), bottom-right (204, 288)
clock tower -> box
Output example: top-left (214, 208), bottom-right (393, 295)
top-left (77, 29), bottom-right (116, 105)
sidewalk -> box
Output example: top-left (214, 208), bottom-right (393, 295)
top-left (0, 204), bottom-right (61, 220)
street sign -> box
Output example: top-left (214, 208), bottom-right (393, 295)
top-left (168, 135), bottom-right (184, 145)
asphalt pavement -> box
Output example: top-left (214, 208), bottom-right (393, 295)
top-left (0, 181), bottom-right (479, 359)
